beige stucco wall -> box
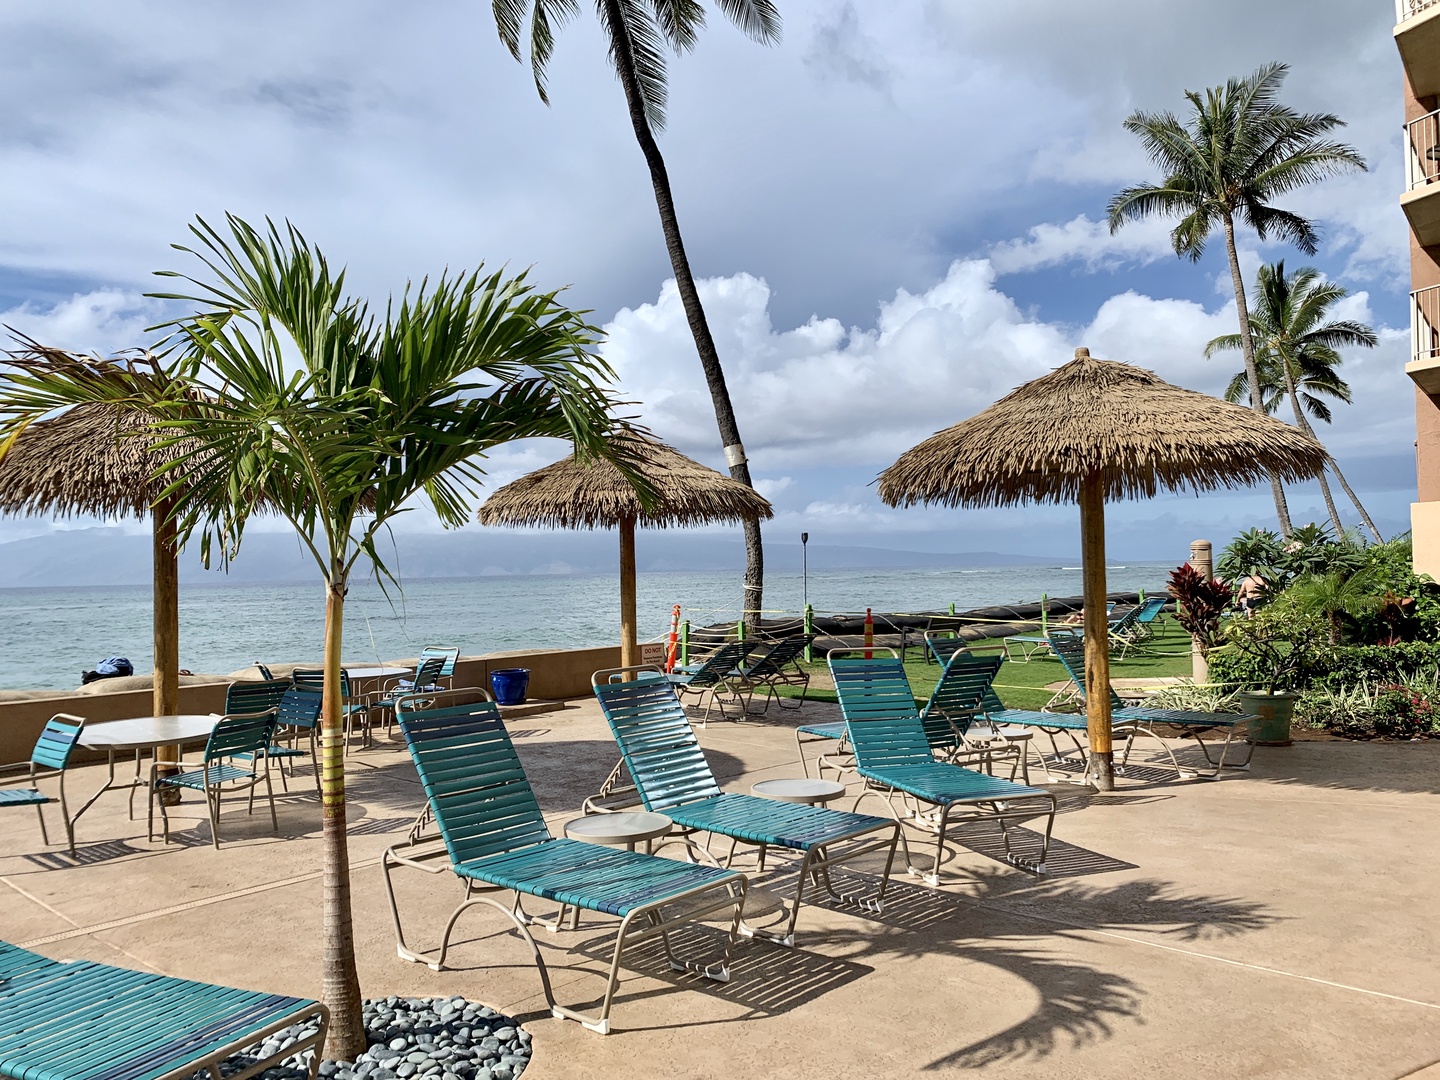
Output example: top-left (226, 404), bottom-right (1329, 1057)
top-left (0, 645), bottom-right (621, 767)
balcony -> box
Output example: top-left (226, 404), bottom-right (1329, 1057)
top-left (1397, 0), bottom-right (1440, 99)
top-left (1409, 284), bottom-right (1440, 394)
top-left (1402, 108), bottom-right (1440, 245)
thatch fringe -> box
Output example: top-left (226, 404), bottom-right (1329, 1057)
top-left (478, 434), bottom-right (773, 529)
top-left (877, 349), bottom-right (1329, 508)
top-left (0, 403), bottom-right (184, 519)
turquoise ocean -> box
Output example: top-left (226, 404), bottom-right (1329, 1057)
top-left (0, 563), bottom-right (1172, 691)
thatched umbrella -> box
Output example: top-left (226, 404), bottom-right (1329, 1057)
top-left (877, 347), bottom-right (1328, 790)
top-left (0, 403), bottom-right (195, 717)
top-left (478, 435), bottom-right (773, 667)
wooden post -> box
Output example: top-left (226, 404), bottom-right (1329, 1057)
top-left (152, 499), bottom-right (181, 800)
top-left (619, 516), bottom-right (638, 668)
top-left (1079, 473), bottom-right (1114, 791)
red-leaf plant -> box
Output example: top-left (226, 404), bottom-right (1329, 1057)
top-left (1167, 562), bottom-right (1234, 658)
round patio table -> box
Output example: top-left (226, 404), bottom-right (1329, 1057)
top-left (75, 714), bottom-right (220, 822)
top-left (564, 811), bottom-right (673, 853)
top-left (340, 667), bottom-right (413, 749)
top-left (751, 777), bottom-right (846, 806)
top-left (342, 666), bottom-right (412, 680)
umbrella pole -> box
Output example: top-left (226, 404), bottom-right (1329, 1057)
top-left (619, 515), bottom-right (638, 668)
top-left (1079, 473), bottom-right (1115, 791)
top-left (153, 500), bottom-right (182, 802)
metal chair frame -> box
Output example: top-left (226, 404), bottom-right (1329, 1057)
top-left (149, 710), bottom-right (280, 848)
top-left (0, 714), bottom-right (84, 855)
top-left (384, 691), bottom-right (747, 1036)
top-left (828, 651), bottom-right (1057, 887)
top-left (593, 666), bottom-right (900, 948)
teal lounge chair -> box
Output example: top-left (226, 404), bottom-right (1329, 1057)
top-left (593, 668), bottom-right (899, 947)
top-left (0, 939), bottom-right (328, 1079)
top-left (1047, 632), bottom-right (1255, 778)
top-left (828, 653), bottom-right (1057, 886)
top-left (923, 632), bottom-right (970, 666)
top-left (922, 652), bottom-right (1101, 781)
top-left (668, 640), bottom-right (755, 723)
top-left (385, 694), bottom-right (746, 1035)
top-left (149, 710), bottom-right (280, 848)
top-left (736, 634), bottom-right (815, 713)
top-left (1128, 595), bottom-right (1169, 643)
top-left (919, 651), bottom-right (1026, 769)
top-left (0, 714), bottom-right (84, 855)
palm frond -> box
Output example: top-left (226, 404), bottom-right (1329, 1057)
top-left (712, 0), bottom-right (780, 43)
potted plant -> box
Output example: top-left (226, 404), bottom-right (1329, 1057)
top-left (1221, 602), bottom-right (1324, 745)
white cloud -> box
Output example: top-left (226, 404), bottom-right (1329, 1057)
top-left (0, 289), bottom-right (163, 355)
top-left (604, 257), bottom-right (1412, 487)
top-left (989, 215), bottom-right (1175, 275)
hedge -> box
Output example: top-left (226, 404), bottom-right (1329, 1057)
top-left (1207, 641), bottom-right (1440, 693)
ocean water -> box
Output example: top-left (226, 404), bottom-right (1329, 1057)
top-left (0, 563), bottom-right (1172, 691)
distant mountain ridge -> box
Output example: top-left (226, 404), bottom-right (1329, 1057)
top-left (0, 527), bottom-right (1073, 588)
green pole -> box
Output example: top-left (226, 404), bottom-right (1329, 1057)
top-left (681, 620), bottom-right (690, 666)
top-left (948, 601), bottom-right (957, 638)
top-left (803, 604), bottom-right (814, 663)
top-left (1041, 593), bottom-right (1049, 636)
top-left (736, 616), bottom-right (746, 643)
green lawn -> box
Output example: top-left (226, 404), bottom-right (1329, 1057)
top-left (779, 616), bottom-right (1195, 712)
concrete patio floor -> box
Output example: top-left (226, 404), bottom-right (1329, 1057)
top-left (2, 697), bottom-right (1437, 1079)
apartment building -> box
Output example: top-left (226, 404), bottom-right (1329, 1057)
top-left (1399, 0), bottom-right (1440, 573)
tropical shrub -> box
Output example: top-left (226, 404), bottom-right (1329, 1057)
top-left (1220, 602), bottom-right (1325, 694)
top-left (1297, 672), bottom-right (1440, 738)
top-left (1146, 680), bottom-right (1243, 713)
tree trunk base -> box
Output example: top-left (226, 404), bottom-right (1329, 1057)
top-left (1088, 751), bottom-right (1115, 792)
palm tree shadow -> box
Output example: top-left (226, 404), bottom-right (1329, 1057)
top-left (808, 866), bottom-right (1280, 1069)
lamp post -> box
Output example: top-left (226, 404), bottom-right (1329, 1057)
top-left (801, 532), bottom-right (809, 609)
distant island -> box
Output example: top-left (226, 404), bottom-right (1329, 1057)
top-left (0, 527), bottom-right (1075, 588)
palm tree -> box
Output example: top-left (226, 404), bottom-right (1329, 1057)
top-left (0, 215), bottom-right (629, 1060)
top-left (490, 0), bottom-right (780, 626)
top-left (1108, 62), bottom-right (1366, 536)
top-left (1206, 261), bottom-right (1381, 542)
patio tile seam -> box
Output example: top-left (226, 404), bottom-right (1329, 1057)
top-left (14, 858), bottom-right (380, 948)
top-left (973, 897), bottom-right (1440, 1012)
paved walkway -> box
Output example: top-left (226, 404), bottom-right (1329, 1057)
top-left (2, 698), bottom-right (1437, 1078)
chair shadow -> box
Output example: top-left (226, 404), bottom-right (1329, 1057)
top-left (23, 839), bottom-right (144, 869)
top-left (588, 924), bottom-right (873, 1019)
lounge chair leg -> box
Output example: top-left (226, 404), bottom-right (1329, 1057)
top-left (208, 785), bottom-right (222, 849)
top-left (265, 765), bottom-right (278, 833)
top-left (34, 802), bottom-right (49, 846)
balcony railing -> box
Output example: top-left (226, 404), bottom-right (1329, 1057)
top-left (1398, 0), bottom-right (1440, 22)
top-left (1414, 285), bottom-right (1440, 365)
top-left (1407, 108), bottom-right (1440, 191)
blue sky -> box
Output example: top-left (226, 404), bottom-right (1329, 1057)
top-left (0, 0), bottom-right (1417, 564)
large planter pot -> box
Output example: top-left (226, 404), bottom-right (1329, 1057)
top-left (1238, 690), bottom-right (1300, 746)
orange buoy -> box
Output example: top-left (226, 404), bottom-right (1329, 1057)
top-left (864, 607), bottom-right (874, 659)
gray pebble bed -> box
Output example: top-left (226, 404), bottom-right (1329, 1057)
top-left (196, 996), bottom-right (531, 1080)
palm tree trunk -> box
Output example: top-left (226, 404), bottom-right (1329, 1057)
top-left (1329, 462), bottom-right (1384, 543)
top-left (1283, 375), bottom-right (1383, 542)
top-left (1223, 214), bottom-right (1292, 536)
top-left (1282, 368), bottom-right (1345, 536)
top-left (599, 0), bottom-right (763, 627)
top-left (321, 573), bottom-right (364, 1061)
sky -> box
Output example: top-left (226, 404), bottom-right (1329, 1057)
top-left (0, 0), bottom-right (1418, 566)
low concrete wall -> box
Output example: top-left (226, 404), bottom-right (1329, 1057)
top-left (0, 645), bottom-right (621, 766)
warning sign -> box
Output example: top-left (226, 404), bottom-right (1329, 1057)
top-left (640, 642), bottom-right (666, 666)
